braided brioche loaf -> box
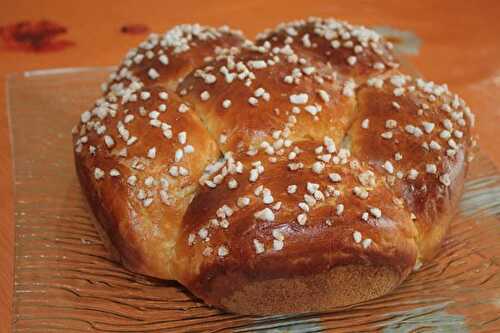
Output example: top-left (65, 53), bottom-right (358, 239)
top-left (72, 18), bottom-right (475, 315)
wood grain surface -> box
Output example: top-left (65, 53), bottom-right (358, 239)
top-left (1, 1), bottom-right (500, 331)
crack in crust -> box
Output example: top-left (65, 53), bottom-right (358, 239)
top-left (72, 17), bottom-right (475, 314)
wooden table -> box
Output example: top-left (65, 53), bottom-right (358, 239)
top-left (1, 1), bottom-right (499, 331)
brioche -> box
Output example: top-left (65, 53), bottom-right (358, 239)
top-left (72, 18), bottom-right (475, 315)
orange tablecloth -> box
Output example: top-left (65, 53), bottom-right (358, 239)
top-left (1, 1), bottom-right (499, 330)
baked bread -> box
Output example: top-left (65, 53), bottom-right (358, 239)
top-left (72, 18), bottom-right (475, 315)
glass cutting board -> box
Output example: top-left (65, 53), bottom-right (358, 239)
top-left (8, 67), bottom-right (500, 332)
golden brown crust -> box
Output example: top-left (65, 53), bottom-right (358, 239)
top-left (177, 46), bottom-right (356, 153)
top-left (73, 85), bottom-right (220, 278)
top-left (350, 75), bottom-right (473, 260)
top-left (105, 25), bottom-right (245, 92)
top-left (255, 17), bottom-right (399, 81)
top-left (72, 18), bottom-right (475, 315)
top-left (217, 265), bottom-right (400, 315)
top-left (177, 142), bottom-right (418, 304)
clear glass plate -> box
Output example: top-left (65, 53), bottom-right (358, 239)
top-left (8, 67), bottom-right (500, 332)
